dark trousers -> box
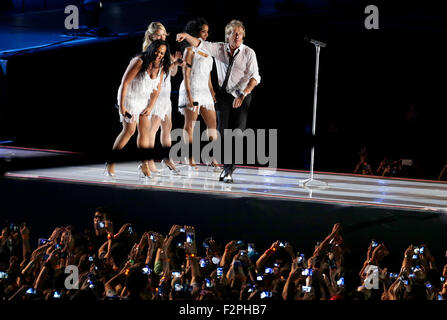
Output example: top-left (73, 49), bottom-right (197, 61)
top-left (215, 91), bottom-right (252, 172)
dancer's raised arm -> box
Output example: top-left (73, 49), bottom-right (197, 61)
top-left (176, 32), bottom-right (200, 47)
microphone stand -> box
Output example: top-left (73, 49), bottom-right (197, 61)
top-left (299, 39), bottom-right (328, 189)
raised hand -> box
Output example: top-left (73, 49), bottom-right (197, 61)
top-left (138, 232), bottom-right (149, 249)
top-left (206, 238), bottom-right (221, 258)
top-left (173, 51), bottom-right (186, 67)
top-left (45, 250), bottom-right (59, 267)
top-left (20, 223), bottom-right (30, 238)
top-left (115, 223), bottom-right (132, 239)
top-left (331, 223), bottom-right (342, 236)
top-left (370, 243), bottom-right (389, 266)
top-left (269, 240), bottom-right (281, 253)
top-left (176, 33), bottom-right (187, 42)
top-left (167, 225), bottom-right (183, 239)
top-left (48, 227), bottom-right (63, 242)
top-left (151, 231), bottom-right (165, 249)
top-left (401, 244), bottom-right (415, 271)
top-left (30, 242), bottom-right (52, 261)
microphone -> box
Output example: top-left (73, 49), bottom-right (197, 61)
top-left (304, 37), bottom-right (327, 48)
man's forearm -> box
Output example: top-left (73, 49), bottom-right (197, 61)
top-left (22, 236), bottom-right (31, 262)
top-left (242, 78), bottom-right (257, 95)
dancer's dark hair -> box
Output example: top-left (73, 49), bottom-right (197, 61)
top-left (137, 39), bottom-right (171, 78)
top-left (179, 17), bottom-right (208, 53)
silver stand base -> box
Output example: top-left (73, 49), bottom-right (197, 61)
top-left (298, 178), bottom-right (328, 189)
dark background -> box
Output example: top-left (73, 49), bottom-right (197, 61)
top-left (1, 0), bottom-right (447, 178)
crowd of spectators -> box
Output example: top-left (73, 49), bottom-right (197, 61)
top-left (1, 208), bottom-right (446, 301)
top-left (351, 147), bottom-right (447, 180)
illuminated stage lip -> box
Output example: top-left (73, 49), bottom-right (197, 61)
top-left (5, 158), bottom-right (447, 213)
top-left (0, 145), bottom-right (80, 155)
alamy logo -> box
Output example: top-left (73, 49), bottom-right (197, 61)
top-left (64, 265), bottom-right (79, 289)
top-left (364, 5), bottom-right (379, 30)
top-left (64, 5), bottom-right (79, 30)
top-left (363, 265), bottom-right (379, 289)
top-left (169, 121), bottom-right (278, 168)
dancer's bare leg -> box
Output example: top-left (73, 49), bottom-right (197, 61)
top-left (136, 115), bottom-right (153, 176)
top-left (145, 115), bottom-right (162, 172)
top-left (184, 107), bottom-right (199, 166)
top-left (160, 115), bottom-right (177, 170)
top-left (200, 107), bottom-right (219, 166)
top-left (107, 121), bottom-right (137, 175)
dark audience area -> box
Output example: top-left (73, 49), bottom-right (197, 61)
top-left (1, 207), bottom-right (446, 301)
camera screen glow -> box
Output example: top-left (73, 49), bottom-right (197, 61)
top-left (302, 286), bottom-right (311, 293)
top-left (260, 291), bottom-right (271, 299)
top-left (175, 283), bottom-right (183, 291)
top-left (302, 269), bottom-right (312, 276)
top-left (26, 288), bottom-right (37, 294)
top-left (205, 279), bottom-right (212, 287)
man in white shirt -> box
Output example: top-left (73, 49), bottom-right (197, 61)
top-left (177, 20), bottom-right (261, 183)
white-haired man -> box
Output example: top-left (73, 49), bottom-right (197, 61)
top-left (177, 20), bottom-right (261, 183)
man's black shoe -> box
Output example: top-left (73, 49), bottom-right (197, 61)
top-left (223, 172), bottom-right (233, 183)
top-left (219, 168), bottom-right (227, 181)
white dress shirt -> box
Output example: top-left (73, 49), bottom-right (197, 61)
top-left (198, 40), bottom-right (261, 98)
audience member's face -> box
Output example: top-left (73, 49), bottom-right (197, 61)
top-left (93, 211), bottom-right (104, 228)
top-left (93, 212), bottom-right (109, 235)
top-left (151, 29), bottom-right (167, 41)
top-left (229, 26), bottom-right (244, 49)
top-left (199, 24), bottom-right (209, 41)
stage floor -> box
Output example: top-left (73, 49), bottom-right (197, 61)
top-left (5, 159), bottom-right (447, 213)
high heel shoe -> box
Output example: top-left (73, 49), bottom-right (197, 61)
top-left (138, 164), bottom-right (152, 180)
top-left (206, 160), bottom-right (221, 173)
top-left (188, 157), bottom-right (198, 170)
top-left (161, 159), bottom-right (181, 175)
top-left (148, 160), bottom-right (160, 175)
top-left (104, 163), bottom-right (116, 178)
